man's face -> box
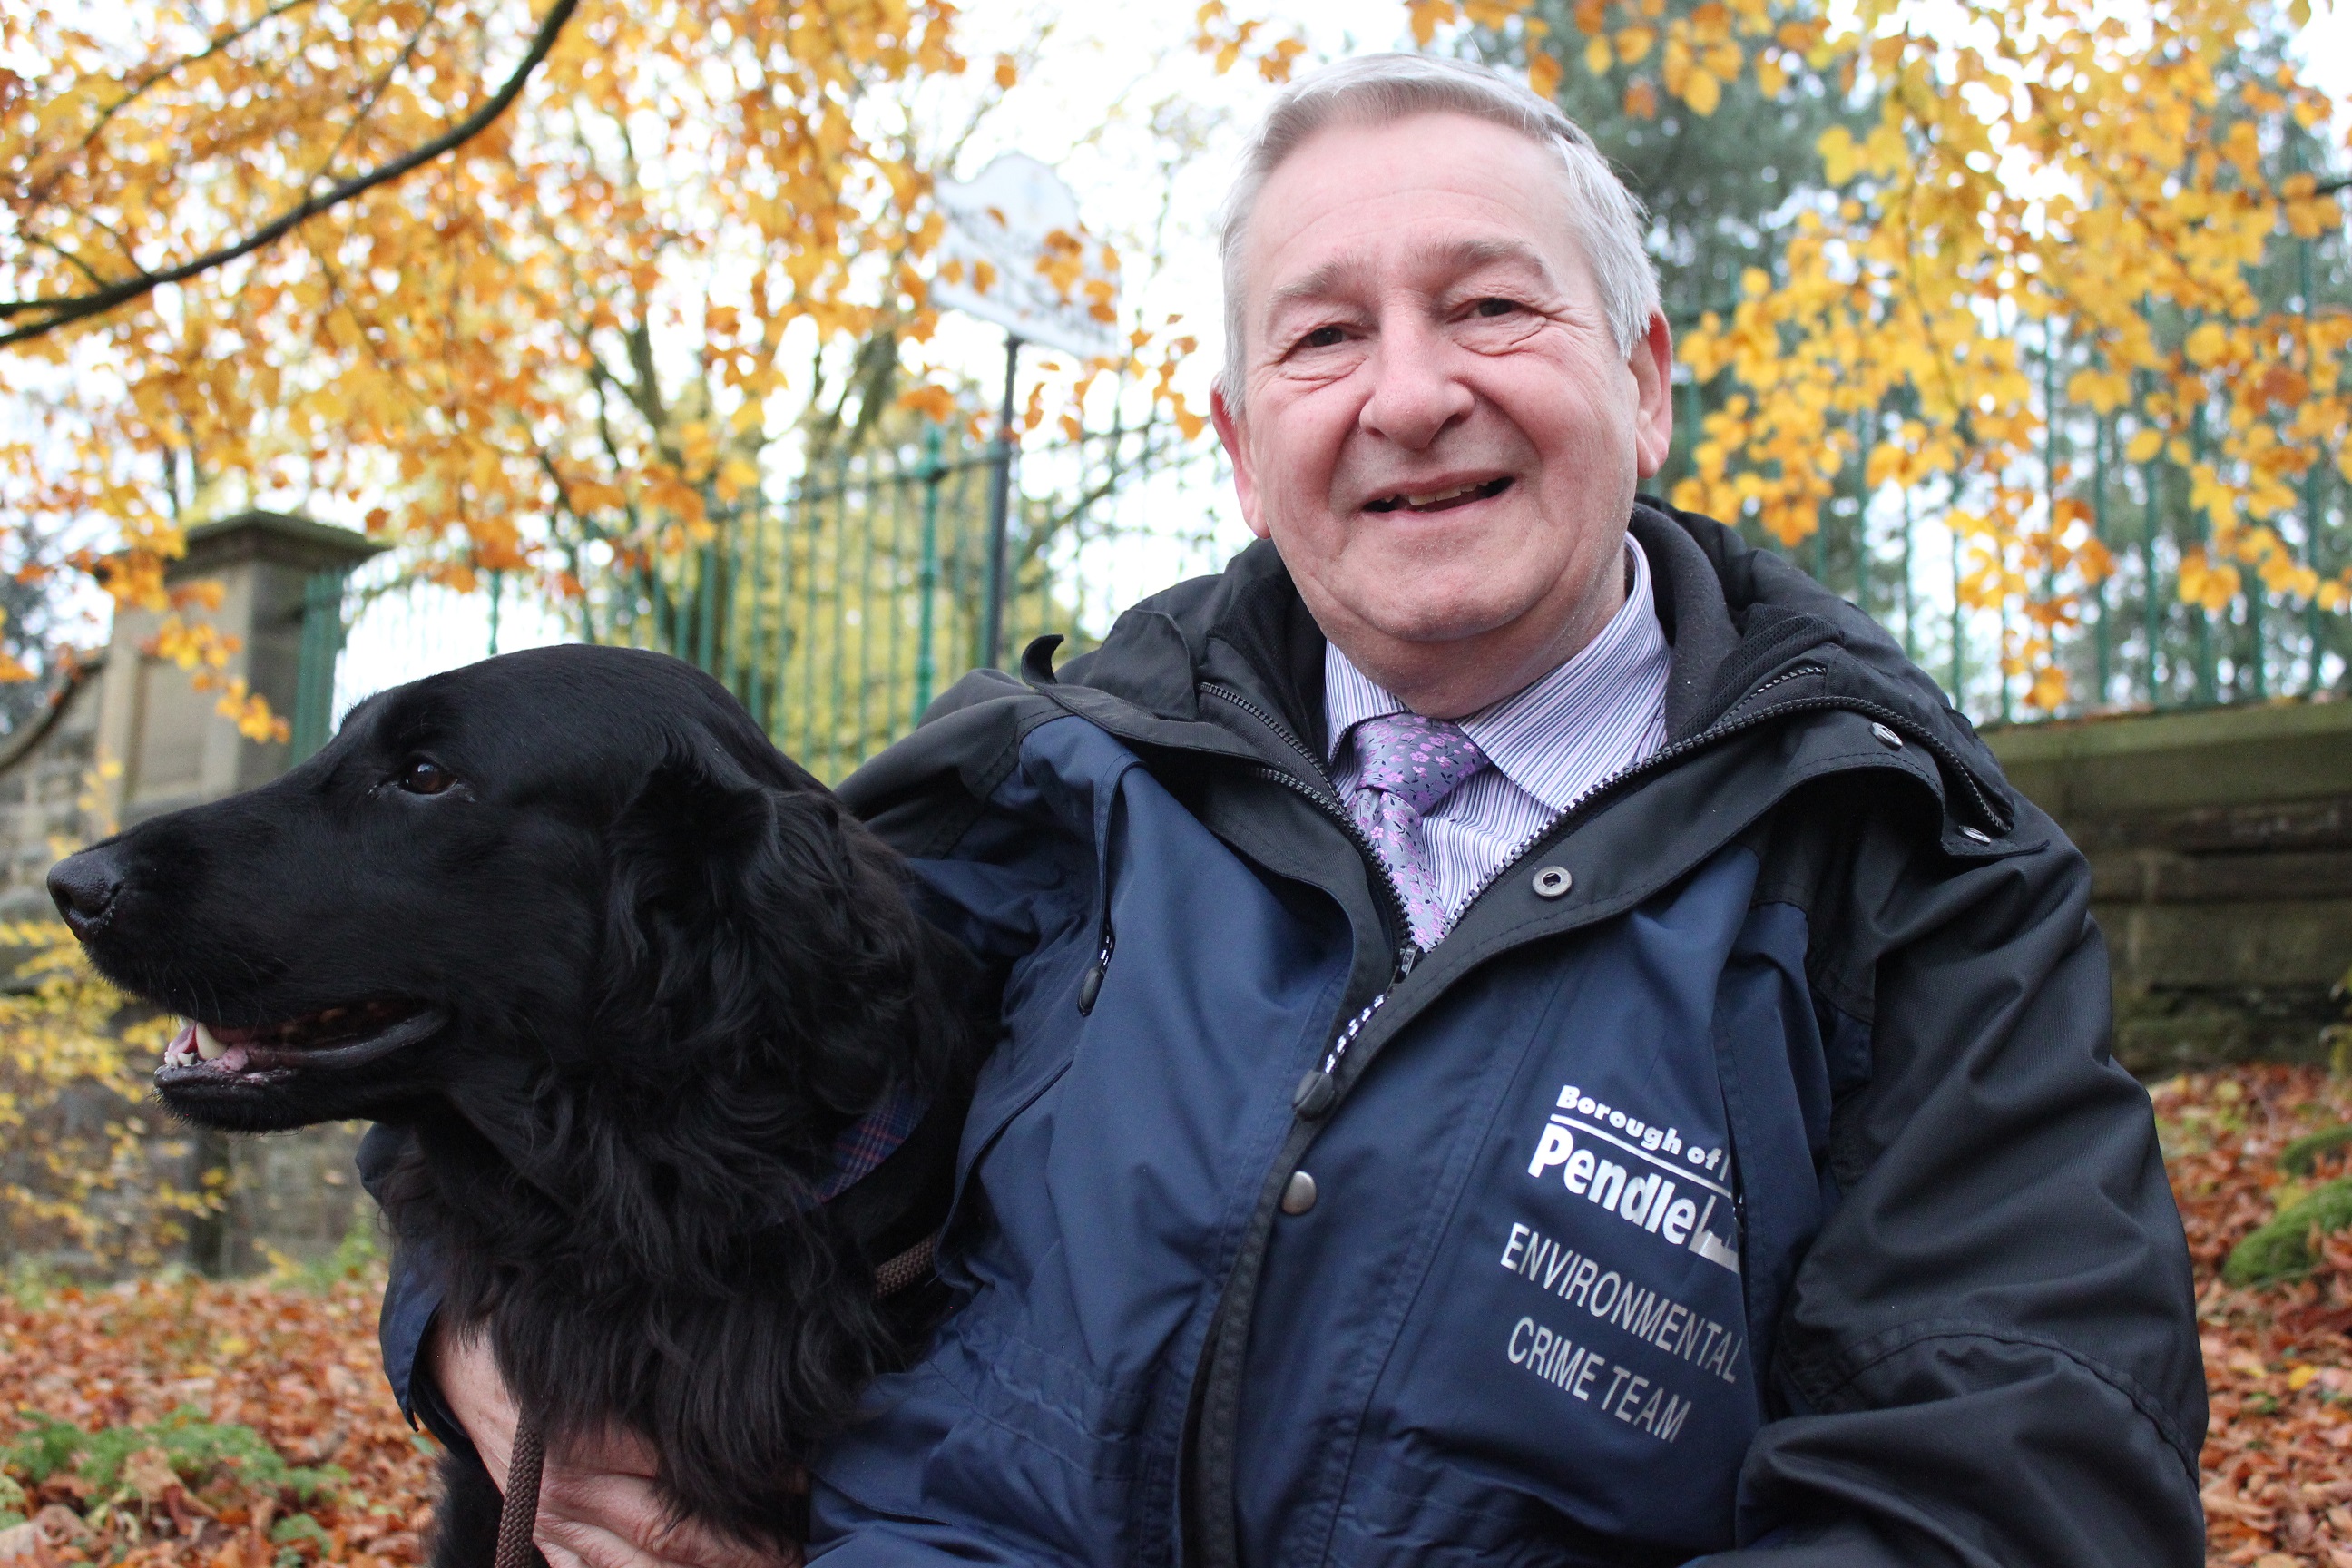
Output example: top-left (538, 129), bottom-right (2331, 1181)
top-left (1212, 112), bottom-right (1672, 714)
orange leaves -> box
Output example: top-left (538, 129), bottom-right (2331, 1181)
top-left (896, 383), bottom-right (957, 423)
top-left (0, 1269), bottom-right (442, 1568)
top-left (3, 0), bottom-right (975, 640)
top-left (1669, 0), bottom-right (2349, 710)
top-left (1194, 2), bottom-right (1309, 81)
top-left (2154, 1067), bottom-right (2352, 1566)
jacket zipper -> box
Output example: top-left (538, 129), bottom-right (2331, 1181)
top-left (1196, 684), bottom-right (1428, 1122)
top-left (1272, 671), bottom-right (1999, 1116)
top-left (1076, 917), bottom-right (1115, 1014)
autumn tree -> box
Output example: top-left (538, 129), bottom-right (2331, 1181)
top-left (0, 0), bottom-right (1226, 1269)
top-left (1211, 0), bottom-right (2351, 714)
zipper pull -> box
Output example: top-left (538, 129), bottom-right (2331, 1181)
top-left (1292, 1069), bottom-right (1338, 1120)
top-left (1394, 942), bottom-right (1421, 982)
top-left (1076, 921), bottom-right (1115, 1015)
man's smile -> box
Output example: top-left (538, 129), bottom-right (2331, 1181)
top-left (1362, 475), bottom-right (1514, 514)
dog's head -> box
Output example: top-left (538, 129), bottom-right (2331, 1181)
top-left (49, 646), bottom-right (959, 1157)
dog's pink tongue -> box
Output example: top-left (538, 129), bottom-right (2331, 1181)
top-left (220, 1044), bottom-right (250, 1073)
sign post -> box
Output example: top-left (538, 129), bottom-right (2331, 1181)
top-left (928, 153), bottom-right (1119, 668)
top-left (983, 331), bottom-right (1022, 675)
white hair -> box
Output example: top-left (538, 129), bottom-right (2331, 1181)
top-left (1215, 53), bottom-right (1661, 412)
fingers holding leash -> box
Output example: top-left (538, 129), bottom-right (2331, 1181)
top-left (426, 1322), bottom-right (792, 1568)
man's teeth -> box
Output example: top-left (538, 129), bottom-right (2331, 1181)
top-left (1404, 481), bottom-right (1486, 508)
top-left (195, 1022), bottom-right (227, 1061)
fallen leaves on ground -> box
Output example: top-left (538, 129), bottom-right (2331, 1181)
top-left (2, 1065), bottom-right (2348, 1563)
top-left (0, 1269), bottom-right (435, 1565)
top-left (2161, 1066), bottom-right (2352, 1568)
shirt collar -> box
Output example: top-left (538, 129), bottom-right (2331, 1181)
top-left (1324, 534), bottom-right (1669, 814)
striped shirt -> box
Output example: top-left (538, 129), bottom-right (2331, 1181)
top-left (1327, 534), bottom-right (1671, 930)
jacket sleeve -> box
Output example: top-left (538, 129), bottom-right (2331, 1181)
top-left (358, 1122), bottom-right (478, 1465)
top-left (1708, 799), bottom-right (2207, 1566)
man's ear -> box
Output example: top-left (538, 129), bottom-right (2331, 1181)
top-left (1211, 386), bottom-right (1270, 540)
top-left (597, 752), bottom-right (934, 1117)
top-left (1632, 309), bottom-right (1675, 479)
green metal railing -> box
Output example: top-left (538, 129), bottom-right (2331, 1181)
top-left (296, 420), bottom-right (1193, 779)
top-left (588, 423), bottom-right (1166, 779)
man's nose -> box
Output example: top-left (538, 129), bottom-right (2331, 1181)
top-left (48, 846), bottom-right (127, 938)
top-left (1357, 323), bottom-right (1474, 448)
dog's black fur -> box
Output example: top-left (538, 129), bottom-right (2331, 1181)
top-left (48, 645), bottom-right (982, 1564)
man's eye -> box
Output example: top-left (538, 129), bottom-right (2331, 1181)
top-left (397, 759), bottom-right (456, 796)
top-left (1297, 325), bottom-right (1348, 349)
top-left (1471, 297), bottom-right (1522, 318)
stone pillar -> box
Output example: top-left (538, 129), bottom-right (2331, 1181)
top-left (91, 511), bottom-right (386, 828)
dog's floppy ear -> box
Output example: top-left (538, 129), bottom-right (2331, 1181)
top-left (595, 748), bottom-right (954, 1132)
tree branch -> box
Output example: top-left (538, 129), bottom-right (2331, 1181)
top-left (0, 0), bottom-right (581, 349)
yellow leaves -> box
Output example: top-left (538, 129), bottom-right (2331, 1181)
top-left (1585, 34), bottom-right (1613, 74)
top-left (1614, 24), bottom-right (1654, 64)
top-left (2064, 368), bottom-right (2130, 414)
top-left (1681, 67), bottom-right (1721, 115)
top-left (1408, 0), bottom-right (1462, 47)
top-left (2125, 428), bottom-right (2166, 465)
top-left (1754, 51), bottom-right (1787, 99)
top-left (2026, 665), bottom-right (2068, 712)
top-left (713, 457), bottom-right (762, 504)
top-left (2178, 550), bottom-right (2242, 614)
top-left (897, 383), bottom-right (956, 422)
top-left (1528, 50), bottom-right (1563, 98)
top-left (1818, 125), bottom-right (1858, 185)
top-left (1623, 77), bottom-right (1659, 118)
top-left (994, 54), bottom-right (1017, 90)
top-left (2183, 321), bottom-right (2230, 368)
top-left (2284, 189), bottom-right (2343, 240)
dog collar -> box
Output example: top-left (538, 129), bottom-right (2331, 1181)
top-left (808, 1083), bottom-right (931, 1206)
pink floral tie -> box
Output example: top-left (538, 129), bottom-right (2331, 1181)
top-left (1343, 711), bottom-right (1489, 950)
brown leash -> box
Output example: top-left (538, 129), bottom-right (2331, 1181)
top-left (493, 1412), bottom-right (547, 1568)
top-left (485, 1232), bottom-right (939, 1568)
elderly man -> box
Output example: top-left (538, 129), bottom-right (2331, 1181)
top-left (390, 52), bottom-right (2206, 1568)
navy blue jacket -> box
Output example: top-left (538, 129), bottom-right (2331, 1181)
top-left (376, 504), bottom-right (2206, 1566)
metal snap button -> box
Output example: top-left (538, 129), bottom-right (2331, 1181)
top-left (1532, 866), bottom-right (1573, 899)
top-left (1280, 1171), bottom-right (1318, 1215)
top-left (1870, 722), bottom-right (1904, 749)
top-left (1959, 826), bottom-right (1993, 844)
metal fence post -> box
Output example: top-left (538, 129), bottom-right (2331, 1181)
top-left (290, 571), bottom-right (348, 762)
top-left (915, 422), bottom-right (943, 723)
top-left (2092, 414), bottom-right (2111, 704)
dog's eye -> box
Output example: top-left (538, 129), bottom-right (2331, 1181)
top-left (397, 759), bottom-right (456, 796)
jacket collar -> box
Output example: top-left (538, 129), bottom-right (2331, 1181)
top-left (1044, 499), bottom-right (2008, 827)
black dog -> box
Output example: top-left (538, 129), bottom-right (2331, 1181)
top-left (47, 645), bottom-right (981, 1564)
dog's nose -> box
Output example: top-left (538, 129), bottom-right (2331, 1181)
top-left (47, 848), bottom-right (125, 937)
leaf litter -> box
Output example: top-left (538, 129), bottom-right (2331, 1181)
top-left (0, 1064), bottom-right (2347, 1564)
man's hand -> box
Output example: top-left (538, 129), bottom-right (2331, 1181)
top-left (425, 1323), bottom-right (789, 1568)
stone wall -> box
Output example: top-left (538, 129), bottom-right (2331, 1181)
top-left (1984, 700), bottom-right (2352, 1075)
top-left (0, 514), bottom-right (385, 1278)
top-left (0, 664), bottom-right (105, 922)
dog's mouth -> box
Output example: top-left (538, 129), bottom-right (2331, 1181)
top-left (157, 1000), bottom-right (448, 1086)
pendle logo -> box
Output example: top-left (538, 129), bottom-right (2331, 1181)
top-left (1526, 1085), bottom-right (1742, 1274)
